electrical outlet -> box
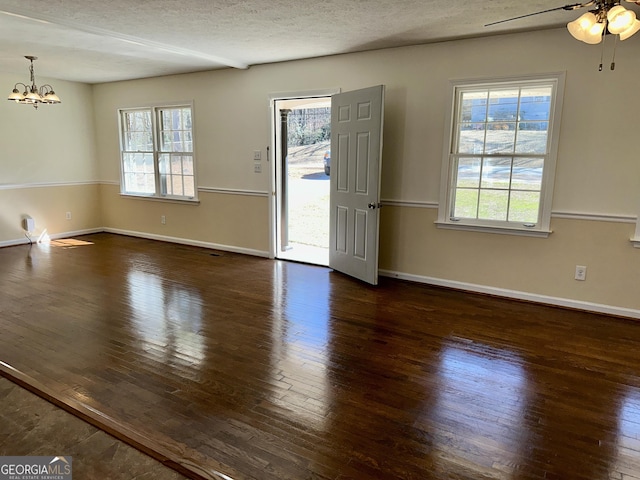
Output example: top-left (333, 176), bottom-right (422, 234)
top-left (254, 163), bottom-right (262, 173)
top-left (65, 211), bottom-right (71, 220)
top-left (575, 265), bottom-right (587, 281)
top-left (161, 215), bottom-right (166, 225)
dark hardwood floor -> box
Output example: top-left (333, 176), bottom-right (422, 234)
top-left (1, 232), bottom-right (640, 479)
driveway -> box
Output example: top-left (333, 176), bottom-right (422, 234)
top-left (286, 141), bottom-right (330, 248)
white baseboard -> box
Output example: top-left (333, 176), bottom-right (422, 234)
top-left (3, 228), bottom-right (637, 319)
top-left (0, 228), bottom-right (103, 248)
top-left (103, 228), bottom-right (270, 258)
top-left (379, 269), bottom-right (640, 320)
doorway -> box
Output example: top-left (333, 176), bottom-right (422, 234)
top-left (273, 95), bottom-right (332, 266)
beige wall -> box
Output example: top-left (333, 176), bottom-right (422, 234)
top-left (0, 184), bottom-right (101, 244)
top-left (99, 184), bottom-right (269, 254)
top-left (379, 207), bottom-right (640, 312)
top-left (91, 27), bottom-right (640, 314)
top-left (0, 73), bottom-right (101, 245)
top-left (3, 27), bottom-right (639, 314)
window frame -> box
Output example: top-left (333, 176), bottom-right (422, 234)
top-left (118, 102), bottom-right (198, 202)
top-left (436, 73), bottom-right (565, 237)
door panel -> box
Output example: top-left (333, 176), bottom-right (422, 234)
top-left (329, 85), bottom-right (384, 285)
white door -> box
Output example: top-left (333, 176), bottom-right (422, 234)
top-left (329, 85), bottom-right (384, 285)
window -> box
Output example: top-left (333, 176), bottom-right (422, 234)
top-left (438, 74), bottom-right (565, 236)
top-left (119, 104), bottom-right (196, 200)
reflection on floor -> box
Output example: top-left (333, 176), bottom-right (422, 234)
top-left (0, 378), bottom-right (187, 480)
top-left (277, 242), bottom-right (329, 266)
top-left (4, 233), bottom-right (640, 480)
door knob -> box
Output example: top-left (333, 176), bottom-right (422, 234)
top-left (368, 203), bottom-right (377, 209)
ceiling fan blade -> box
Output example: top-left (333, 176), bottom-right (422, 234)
top-left (484, 2), bottom-right (589, 27)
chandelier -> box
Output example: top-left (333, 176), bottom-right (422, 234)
top-left (7, 56), bottom-right (61, 109)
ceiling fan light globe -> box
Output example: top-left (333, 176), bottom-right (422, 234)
top-left (577, 11), bottom-right (598, 29)
top-left (620, 18), bottom-right (640, 39)
top-left (567, 12), bottom-right (599, 41)
top-left (567, 19), bottom-right (588, 41)
top-left (607, 5), bottom-right (627, 21)
top-left (608, 6), bottom-right (636, 34)
top-left (582, 21), bottom-right (605, 43)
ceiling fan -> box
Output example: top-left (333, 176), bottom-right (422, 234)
top-left (485, 0), bottom-right (640, 69)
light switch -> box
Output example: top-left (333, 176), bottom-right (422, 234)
top-left (254, 150), bottom-right (261, 161)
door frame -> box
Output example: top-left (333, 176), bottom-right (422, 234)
top-left (268, 88), bottom-right (340, 261)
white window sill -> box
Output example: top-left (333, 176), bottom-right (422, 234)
top-left (435, 221), bottom-right (552, 238)
top-left (631, 238), bottom-right (640, 248)
top-left (119, 193), bottom-right (200, 205)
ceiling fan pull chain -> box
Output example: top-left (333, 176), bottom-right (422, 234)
top-left (599, 30), bottom-right (606, 71)
top-left (610, 34), bottom-right (619, 70)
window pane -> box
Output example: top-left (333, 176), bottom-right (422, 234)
top-left (183, 176), bottom-right (195, 197)
top-left (124, 111), bottom-right (150, 131)
top-left (123, 153), bottom-right (154, 174)
top-left (161, 110), bottom-right (173, 130)
top-left (123, 110), bottom-right (153, 151)
top-left (159, 174), bottom-right (169, 195)
top-left (481, 158), bottom-right (511, 189)
top-left (454, 189), bottom-right (478, 218)
top-left (519, 87), bottom-right (551, 121)
top-left (512, 158), bottom-right (543, 190)
top-left (515, 124), bottom-right (548, 154)
top-left (456, 157), bottom-right (481, 188)
top-left (160, 132), bottom-right (171, 152)
top-left (460, 92), bottom-right (488, 122)
top-left (172, 176), bottom-right (184, 196)
top-left (124, 172), bottom-right (155, 195)
top-left (139, 132), bottom-right (153, 151)
top-left (478, 190), bottom-right (509, 220)
top-left (182, 157), bottom-right (194, 175)
top-left (488, 89), bottom-right (519, 123)
top-left (184, 131), bottom-right (193, 152)
top-left (485, 124), bottom-right (516, 153)
top-left (509, 191), bottom-right (540, 223)
top-left (158, 154), bottom-right (169, 174)
top-left (122, 151), bottom-right (155, 194)
top-left (171, 156), bottom-right (183, 174)
top-left (457, 125), bottom-right (485, 154)
top-left (141, 154), bottom-right (154, 173)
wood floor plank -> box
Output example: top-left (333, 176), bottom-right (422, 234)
top-left (2, 233), bottom-right (640, 479)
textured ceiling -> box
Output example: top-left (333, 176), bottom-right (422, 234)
top-left (0, 0), bottom-right (636, 84)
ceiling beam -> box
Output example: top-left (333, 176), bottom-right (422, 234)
top-left (0, 7), bottom-right (249, 70)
